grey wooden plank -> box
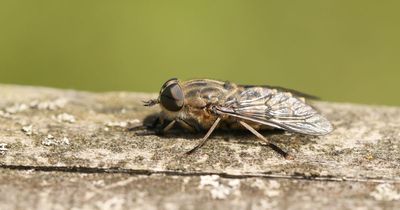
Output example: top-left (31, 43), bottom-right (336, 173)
top-left (0, 169), bottom-right (398, 210)
top-left (0, 84), bottom-right (399, 181)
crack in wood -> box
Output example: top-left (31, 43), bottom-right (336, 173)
top-left (1, 164), bottom-right (398, 183)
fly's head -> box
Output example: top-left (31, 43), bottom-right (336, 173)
top-left (144, 78), bottom-right (185, 119)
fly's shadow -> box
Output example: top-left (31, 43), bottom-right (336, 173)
top-left (129, 113), bottom-right (203, 139)
top-left (129, 113), bottom-right (317, 147)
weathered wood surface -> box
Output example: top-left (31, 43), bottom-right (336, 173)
top-left (0, 84), bottom-right (399, 210)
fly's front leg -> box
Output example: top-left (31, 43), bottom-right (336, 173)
top-left (147, 114), bottom-right (177, 135)
top-left (161, 120), bottom-right (176, 134)
top-left (149, 115), bottom-right (162, 129)
top-left (176, 119), bottom-right (201, 133)
top-left (128, 115), bottom-right (162, 132)
top-left (185, 117), bottom-right (221, 155)
top-left (146, 119), bottom-right (176, 136)
top-left (239, 121), bottom-right (294, 160)
top-left (134, 115), bottom-right (176, 136)
top-left (153, 115), bottom-right (176, 135)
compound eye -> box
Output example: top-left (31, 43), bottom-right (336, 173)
top-left (160, 83), bottom-right (184, 111)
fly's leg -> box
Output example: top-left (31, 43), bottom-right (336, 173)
top-left (132, 115), bottom-right (174, 136)
top-left (149, 116), bottom-right (161, 129)
top-left (127, 115), bottom-right (161, 132)
top-left (129, 115), bottom-right (161, 132)
top-left (176, 119), bottom-right (201, 133)
top-left (160, 120), bottom-right (176, 134)
top-left (146, 115), bottom-right (176, 135)
top-left (145, 119), bottom-right (176, 135)
top-left (152, 116), bottom-right (172, 135)
top-left (185, 117), bottom-right (221, 155)
top-left (239, 121), bottom-right (294, 160)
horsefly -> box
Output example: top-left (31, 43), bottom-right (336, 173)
top-left (144, 78), bottom-right (333, 159)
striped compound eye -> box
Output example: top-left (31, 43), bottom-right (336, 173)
top-left (160, 80), bottom-right (184, 112)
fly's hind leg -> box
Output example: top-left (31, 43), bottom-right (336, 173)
top-left (239, 121), bottom-right (294, 160)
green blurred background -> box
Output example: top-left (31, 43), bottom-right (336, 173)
top-left (1, 1), bottom-right (399, 106)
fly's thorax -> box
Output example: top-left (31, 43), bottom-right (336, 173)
top-left (157, 78), bottom-right (240, 129)
top-left (181, 79), bottom-right (239, 108)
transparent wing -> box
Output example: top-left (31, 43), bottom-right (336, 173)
top-left (240, 84), bottom-right (319, 100)
top-left (217, 87), bottom-right (333, 135)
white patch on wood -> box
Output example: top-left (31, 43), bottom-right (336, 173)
top-left (22, 125), bottom-right (33, 135)
top-left (370, 183), bottom-right (400, 201)
top-left (199, 175), bottom-right (241, 199)
top-left (55, 113), bottom-right (76, 123)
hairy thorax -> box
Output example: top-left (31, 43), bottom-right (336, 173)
top-left (162, 79), bottom-right (250, 130)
